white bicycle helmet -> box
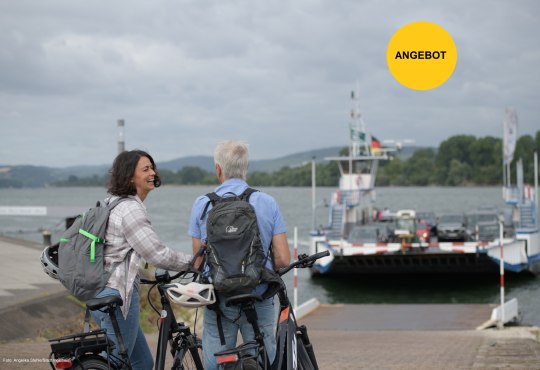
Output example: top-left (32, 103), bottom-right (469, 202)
top-left (40, 244), bottom-right (59, 280)
top-left (166, 282), bottom-right (216, 308)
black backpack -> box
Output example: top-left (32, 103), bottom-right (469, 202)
top-left (199, 188), bottom-right (284, 345)
top-left (201, 188), bottom-right (268, 297)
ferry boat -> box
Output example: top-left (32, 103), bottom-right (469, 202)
top-left (309, 96), bottom-right (540, 276)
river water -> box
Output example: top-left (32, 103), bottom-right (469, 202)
top-left (1, 186), bottom-right (539, 326)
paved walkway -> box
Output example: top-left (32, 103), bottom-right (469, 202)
top-left (298, 305), bottom-right (540, 369)
top-left (0, 236), bottom-right (65, 311)
top-left (1, 236), bottom-right (540, 369)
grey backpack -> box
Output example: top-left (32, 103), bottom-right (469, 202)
top-left (57, 197), bottom-right (128, 302)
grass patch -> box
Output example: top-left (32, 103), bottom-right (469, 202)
top-left (43, 268), bottom-right (205, 338)
top-left (139, 284), bottom-right (204, 334)
top-left (139, 267), bottom-right (204, 334)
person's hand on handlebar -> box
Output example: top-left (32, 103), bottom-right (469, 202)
top-left (297, 253), bottom-right (316, 268)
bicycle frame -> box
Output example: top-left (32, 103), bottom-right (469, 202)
top-left (273, 302), bottom-right (298, 370)
top-left (155, 283), bottom-right (180, 369)
top-left (154, 282), bottom-right (203, 370)
top-left (216, 251), bottom-right (328, 370)
top-left (273, 287), bottom-right (318, 370)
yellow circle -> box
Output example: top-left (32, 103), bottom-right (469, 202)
top-left (387, 21), bottom-right (457, 90)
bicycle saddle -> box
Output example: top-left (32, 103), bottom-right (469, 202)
top-left (86, 295), bottom-right (124, 311)
top-left (224, 293), bottom-right (263, 307)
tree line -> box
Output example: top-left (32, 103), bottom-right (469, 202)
top-left (52, 131), bottom-right (540, 188)
top-left (377, 131), bottom-right (540, 186)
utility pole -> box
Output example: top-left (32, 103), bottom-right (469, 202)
top-left (117, 119), bottom-right (125, 154)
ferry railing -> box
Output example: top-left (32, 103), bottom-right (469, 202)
top-left (517, 201), bottom-right (537, 229)
top-left (503, 186), bottom-right (520, 204)
top-left (339, 189), bottom-right (361, 208)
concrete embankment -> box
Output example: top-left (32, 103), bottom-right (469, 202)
top-left (1, 236), bottom-right (540, 369)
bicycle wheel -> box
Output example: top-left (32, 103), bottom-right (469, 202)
top-left (296, 343), bottom-right (316, 370)
top-left (72, 356), bottom-right (112, 370)
top-left (173, 345), bottom-right (204, 370)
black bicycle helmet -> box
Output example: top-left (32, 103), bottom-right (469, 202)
top-left (40, 243), bottom-right (59, 280)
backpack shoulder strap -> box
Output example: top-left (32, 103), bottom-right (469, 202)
top-left (240, 187), bottom-right (259, 202)
top-left (106, 196), bottom-right (130, 211)
top-left (95, 196), bottom-right (130, 211)
top-left (200, 192), bottom-right (220, 220)
top-left (206, 192), bottom-right (221, 203)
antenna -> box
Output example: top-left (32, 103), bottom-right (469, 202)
top-left (117, 119), bottom-right (125, 154)
top-left (382, 139), bottom-right (415, 151)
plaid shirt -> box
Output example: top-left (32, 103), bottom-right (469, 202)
top-left (104, 195), bottom-right (191, 318)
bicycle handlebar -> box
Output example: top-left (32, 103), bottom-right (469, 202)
top-left (277, 250), bottom-right (330, 276)
top-left (140, 253), bottom-right (203, 285)
top-left (140, 268), bottom-right (198, 285)
top-left (141, 250), bottom-right (330, 283)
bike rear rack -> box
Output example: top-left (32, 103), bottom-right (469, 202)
top-left (215, 341), bottom-right (261, 368)
top-left (49, 329), bottom-right (112, 357)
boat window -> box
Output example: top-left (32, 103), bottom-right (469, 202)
top-left (440, 214), bottom-right (462, 223)
top-left (336, 160), bottom-right (372, 175)
top-left (396, 219), bottom-right (415, 231)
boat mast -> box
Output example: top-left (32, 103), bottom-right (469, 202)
top-left (349, 89), bottom-right (370, 158)
top-left (349, 88), bottom-right (371, 190)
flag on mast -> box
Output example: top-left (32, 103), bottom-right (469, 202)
top-left (503, 108), bottom-right (518, 165)
top-left (371, 135), bottom-right (381, 155)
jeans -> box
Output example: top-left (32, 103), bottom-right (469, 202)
top-left (90, 287), bottom-right (154, 370)
top-left (203, 297), bottom-right (276, 370)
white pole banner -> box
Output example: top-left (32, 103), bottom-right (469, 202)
top-left (503, 108), bottom-right (518, 165)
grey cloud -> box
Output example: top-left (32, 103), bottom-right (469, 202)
top-left (0, 0), bottom-right (539, 167)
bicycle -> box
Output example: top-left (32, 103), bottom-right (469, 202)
top-left (48, 268), bottom-right (205, 370)
top-left (214, 250), bottom-right (330, 370)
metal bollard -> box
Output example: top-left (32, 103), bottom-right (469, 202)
top-left (42, 229), bottom-right (52, 246)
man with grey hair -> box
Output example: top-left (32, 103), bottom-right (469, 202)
top-left (188, 140), bottom-right (291, 370)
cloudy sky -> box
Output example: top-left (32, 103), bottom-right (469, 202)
top-left (1, 0), bottom-right (538, 168)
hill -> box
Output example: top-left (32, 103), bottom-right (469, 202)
top-left (0, 145), bottom-right (424, 188)
top-left (157, 147), bottom-right (348, 173)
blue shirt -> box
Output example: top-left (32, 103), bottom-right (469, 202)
top-left (188, 179), bottom-right (287, 294)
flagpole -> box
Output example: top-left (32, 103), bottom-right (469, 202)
top-left (311, 157), bottom-right (316, 231)
top-left (498, 218), bottom-right (505, 329)
top-left (498, 108), bottom-right (517, 328)
top-left (293, 227), bottom-right (298, 312)
top-left (535, 152), bottom-right (538, 228)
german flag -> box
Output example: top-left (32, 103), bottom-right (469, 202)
top-left (371, 136), bottom-right (381, 155)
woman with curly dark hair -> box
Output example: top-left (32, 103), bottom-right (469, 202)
top-left (107, 149), bottom-right (162, 199)
top-left (90, 149), bottom-right (191, 370)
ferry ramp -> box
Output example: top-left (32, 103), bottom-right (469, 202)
top-left (299, 303), bottom-right (493, 331)
top-left (296, 303), bottom-right (540, 369)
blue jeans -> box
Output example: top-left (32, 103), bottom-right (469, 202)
top-left (203, 297), bottom-right (276, 370)
top-left (90, 287), bottom-right (154, 370)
